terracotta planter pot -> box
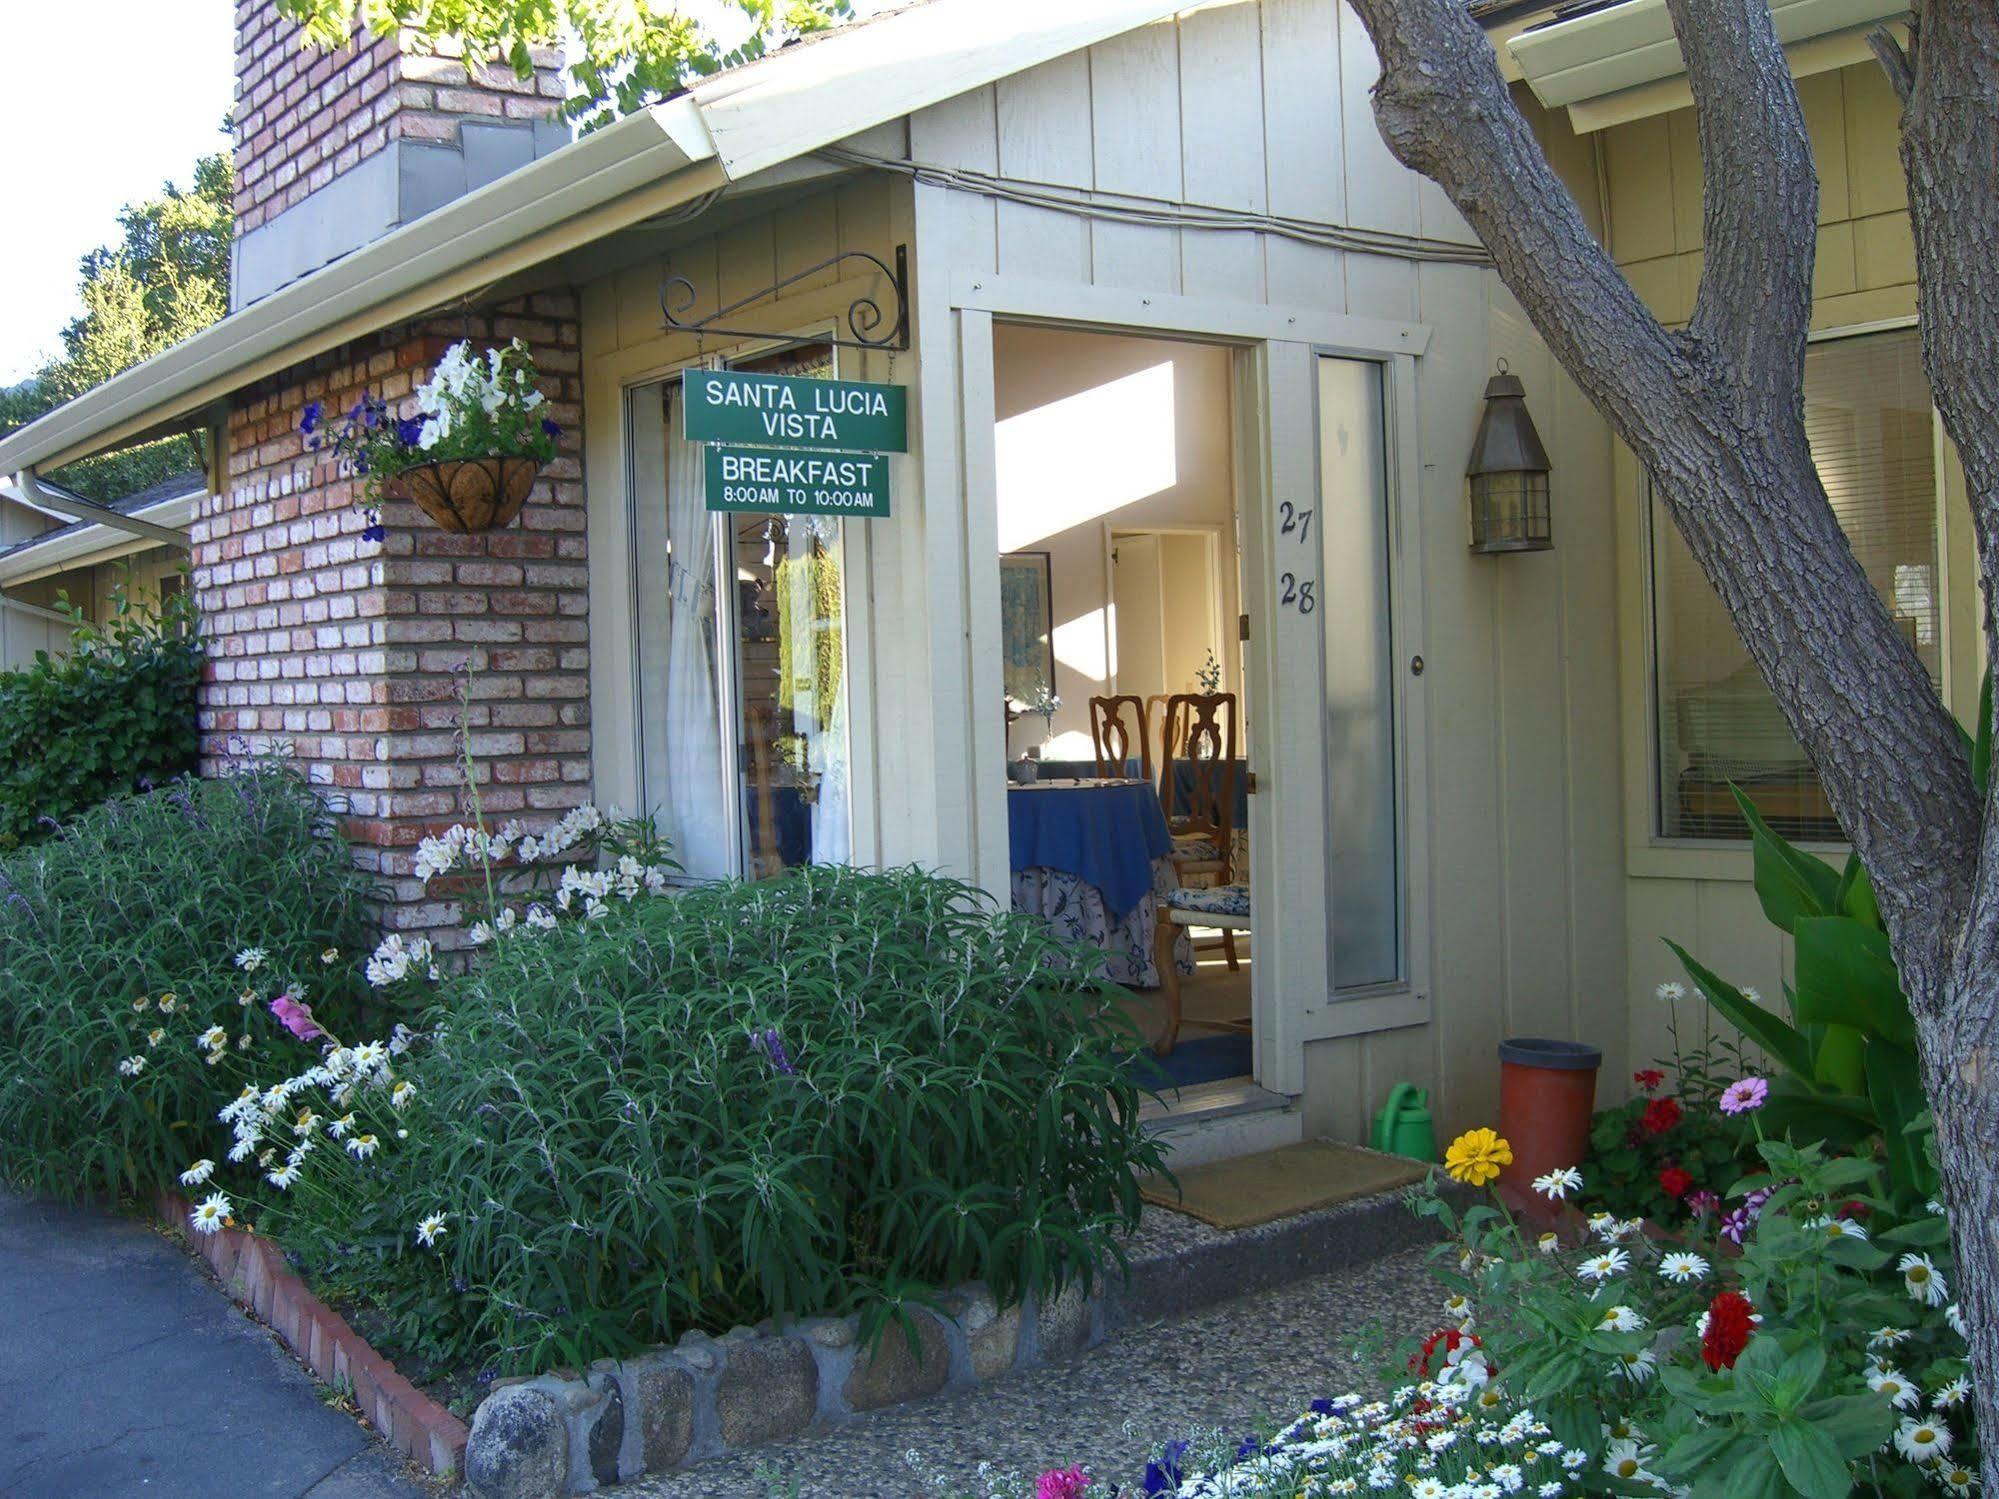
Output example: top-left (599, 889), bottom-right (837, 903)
top-left (391, 455), bottom-right (541, 533)
top-left (1496, 1036), bottom-right (1602, 1222)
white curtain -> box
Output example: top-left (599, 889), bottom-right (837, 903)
top-left (659, 385), bottom-right (731, 879)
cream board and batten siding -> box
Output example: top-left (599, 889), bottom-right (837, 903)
top-left (902, 0), bottom-right (1627, 1136)
top-left (1551, 63), bottom-right (1978, 1081)
top-left (0, 504), bottom-right (68, 668)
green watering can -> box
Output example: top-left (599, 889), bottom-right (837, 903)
top-left (1371, 1082), bottom-right (1437, 1162)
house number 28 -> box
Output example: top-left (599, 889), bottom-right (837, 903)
top-left (1277, 501), bottom-right (1317, 615)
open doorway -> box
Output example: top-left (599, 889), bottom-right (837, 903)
top-left (991, 322), bottom-right (1253, 1089)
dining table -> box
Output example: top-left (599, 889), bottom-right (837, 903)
top-left (1006, 777), bottom-right (1193, 988)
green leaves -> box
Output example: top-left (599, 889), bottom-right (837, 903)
top-left (344, 866), bottom-right (1167, 1375)
top-left (1791, 919), bottom-right (1914, 1048)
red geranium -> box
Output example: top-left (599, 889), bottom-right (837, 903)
top-left (1641, 1097), bottom-right (1683, 1134)
top-left (1658, 1164), bottom-right (1694, 1199)
top-left (1701, 1292), bottom-right (1756, 1370)
top-left (1634, 1069), bottom-right (1666, 1093)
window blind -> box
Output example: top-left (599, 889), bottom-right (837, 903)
top-left (1652, 328), bottom-right (1939, 842)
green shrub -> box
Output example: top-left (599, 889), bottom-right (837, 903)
top-left (302, 865), bottom-right (1167, 1375)
top-left (0, 764), bottom-right (382, 1200)
top-left (0, 583), bottom-right (204, 851)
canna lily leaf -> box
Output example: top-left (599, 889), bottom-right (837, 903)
top-left (1728, 784), bottom-right (1840, 934)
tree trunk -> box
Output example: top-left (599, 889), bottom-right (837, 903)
top-left (1339, 0), bottom-right (1999, 1479)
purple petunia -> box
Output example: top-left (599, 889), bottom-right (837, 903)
top-left (1720, 1185), bottom-right (1776, 1245)
top-left (540, 417), bottom-right (562, 440)
top-left (396, 417), bottom-right (424, 448)
top-left (299, 400), bottom-right (323, 435)
top-left (1143, 1440), bottom-right (1189, 1496)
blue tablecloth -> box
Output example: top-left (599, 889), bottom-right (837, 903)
top-left (1033, 758), bottom-right (1250, 828)
top-left (1006, 781), bottom-right (1172, 918)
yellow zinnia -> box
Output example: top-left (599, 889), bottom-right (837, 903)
top-left (1444, 1127), bottom-right (1514, 1186)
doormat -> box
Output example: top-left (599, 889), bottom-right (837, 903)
top-left (1140, 1139), bottom-right (1429, 1231)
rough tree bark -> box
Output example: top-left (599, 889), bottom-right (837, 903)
top-left (1338, 0), bottom-right (1999, 1479)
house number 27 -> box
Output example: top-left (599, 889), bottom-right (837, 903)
top-left (1278, 501), bottom-right (1317, 615)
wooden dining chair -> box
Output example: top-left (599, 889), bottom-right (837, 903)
top-left (1160, 691), bottom-right (1244, 970)
top-left (1087, 694), bottom-right (1152, 782)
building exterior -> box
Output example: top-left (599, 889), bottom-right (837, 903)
top-left (0, 0), bottom-right (1938, 1148)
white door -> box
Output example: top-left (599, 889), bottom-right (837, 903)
top-left (1111, 532), bottom-right (1166, 698)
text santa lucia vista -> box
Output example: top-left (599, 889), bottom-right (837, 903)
top-left (685, 367), bottom-right (909, 451)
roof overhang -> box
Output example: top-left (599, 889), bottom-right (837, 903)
top-left (0, 488), bottom-right (203, 587)
top-left (0, 0), bottom-right (1192, 481)
top-left (1508, 0), bottom-right (1909, 132)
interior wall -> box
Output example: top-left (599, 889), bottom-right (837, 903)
top-left (991, 324), bottom-right (1239, 760)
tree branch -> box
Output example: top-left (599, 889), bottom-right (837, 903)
top-left (1668, 0), bottom-right (1818, 392)
top-left (1868, 23), bottom-right (1917, 106)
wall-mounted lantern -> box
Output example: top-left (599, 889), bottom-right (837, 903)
top-left (1467, 361), bottom-right (1553, 554)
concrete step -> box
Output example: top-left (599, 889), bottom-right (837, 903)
top-left (1142, 1078), bottom-right (1303, 1170)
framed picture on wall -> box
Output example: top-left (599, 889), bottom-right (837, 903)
top-left (999, 551), bottom-right (1055, 704)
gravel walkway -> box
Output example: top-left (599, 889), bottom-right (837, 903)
top-left (613, 1248), bottom-right (1438, 1499)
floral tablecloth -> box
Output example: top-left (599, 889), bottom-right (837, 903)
top-left (1010, 856), bottom-right (1194, 988)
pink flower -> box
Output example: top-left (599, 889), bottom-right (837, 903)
top-left (269, 993), bottom-right (324, 1042)
top-left (1718, 1076), bottom-right (1769, 1115)
top-left (1036, 1466), bottom-right (1089, 1499)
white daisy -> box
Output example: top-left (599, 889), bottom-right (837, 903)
top-left (1899, 1253), bottom-right (1948, 1307)
top-left (1602, 1438), bottom-right (1657, 1483)
top-left (1597, 1305), bottom-right (1645, 1333)
top-left (234, 947), bottom-right (267, 972)
top-left (1577, 1249), bottom-right (1630, 1283)
top-left (1658, 1252), bottom-right (1708, 1284)
top-left (1933, 1377), bottom-right (1970, 1410)
top-left (390, 1079), bottom-right (416, 1110)
top-left (266, 1163), bottom-right (300, 1190)
top-left (189, 1193), bottom-right (231, 1234)
top-left (1868, 1367), bottom-right (1922, 1411)
top-left (1536, 1232), bottom-right (1560, 1256)
top-left (327, 1113), bottom-right (355, 1140)
top-left (145, 1028), bottom-right (165, 1049)
top-left (1610, 1348), bottom-right (1657, 1384)
top-left (178, 1159), bottom-right (215, 1187)
top-left (345, 1133), bottom-right (379, 1160)
top-left (1893, 1416), bottom-right (1950, 1464)
top-left (116, 1055), bottom-right (146, 1077)
top-left (1532, 1167), bottom-right (1584, 1202)
top-left (1802, 1214), bottom-right (1868, 1242)
top-left (414, 1212), bottom-right (448, 1248)
top-left (1934, 1466), bottom-right (1977, 1493)
top-left (198, 1025), bottom-right (228, 1052)
top-left (1946, 1303), bottom-right (1967, 1339)
top-left (1656, 982), bottom-right (1686, 1002)
top-left (1866, 1326), bottom-right (1912, 1351)
top-left (156, 993), bottom-right (177, 1014)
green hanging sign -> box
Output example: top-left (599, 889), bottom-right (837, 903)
top-left (704, 445), bottom-right (891, 519)
top-left (685, 368), bottom-right (908, 453)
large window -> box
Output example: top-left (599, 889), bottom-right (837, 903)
top-left (1651, 327), bottom-right (1939, 842)
top-left (628, 343), bottom-right (852, 879)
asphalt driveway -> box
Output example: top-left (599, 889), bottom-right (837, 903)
top-left (0, 1191), bottom-right (424, 1499)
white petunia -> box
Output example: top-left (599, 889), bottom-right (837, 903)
top-left (189, 1193), bottom-right (231, 1234)
top-left (1532, 1167), bottom-right (1583, 1202)
top-left (1658, 1252), bottom-right (1708, 1284)
top-left (179, 1159), bottom-right (216, 1187)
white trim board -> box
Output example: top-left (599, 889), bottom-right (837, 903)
top-left (948, 274), bottom-right (1433, 356)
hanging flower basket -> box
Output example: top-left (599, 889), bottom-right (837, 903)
top-left (301, 338), bottom-right (562, 537)
top-left (391, 455), bottom-right (543, 534)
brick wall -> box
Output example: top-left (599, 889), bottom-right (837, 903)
top-left (194, 298), bottom-right (588, 943)
top-left (232, 1), bottom-right (564, 238)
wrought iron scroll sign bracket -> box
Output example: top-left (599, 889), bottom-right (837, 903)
top-left (659, 244), bottom-right (910, 352)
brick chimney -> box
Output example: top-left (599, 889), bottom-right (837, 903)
top-left (230, 2), bottom-right (569, 308)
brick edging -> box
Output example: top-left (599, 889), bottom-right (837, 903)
top-left (154, 1190), bottom-right (469, 1478)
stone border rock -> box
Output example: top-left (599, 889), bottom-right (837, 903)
top-left (153, 1189), bottom-right (470, 1478)
top-left (465, 1280), bottom-right (1104, 1498)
